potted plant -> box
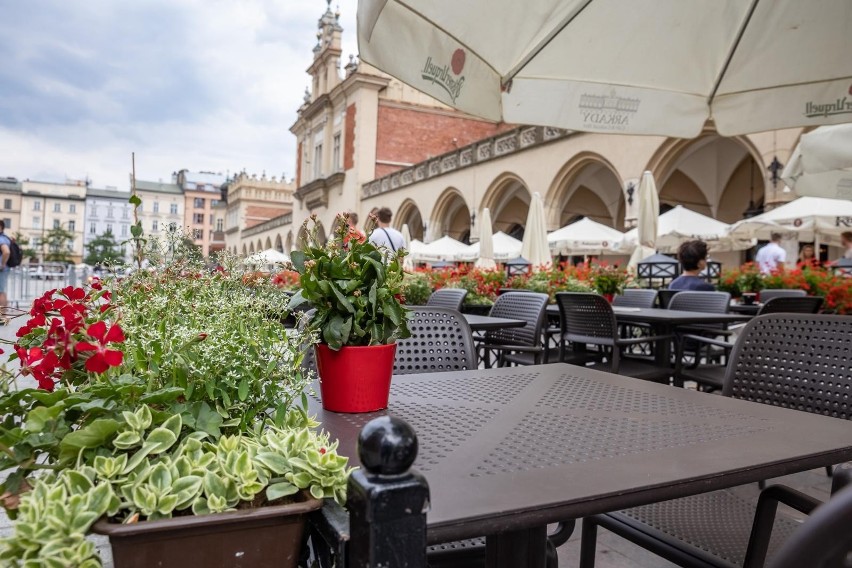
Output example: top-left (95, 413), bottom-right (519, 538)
top-left (590, 263), bottom-right (631, 302)
top-left (289, 214), bottom-right (410, 413)
top-left (0, 248), bottom-right (351, 566)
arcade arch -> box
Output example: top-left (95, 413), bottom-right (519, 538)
top-left (274, 234), bottom-right (283, 253)
top-left (430, 187), bottom-right (471, 243)
top-left (395, 199), bottom-right (424, 241)
top-left (546, 154), bottom-right (626, 230)
top-left (481, 173), bottom-right (531, 240)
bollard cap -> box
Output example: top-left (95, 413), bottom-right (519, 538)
top-left (358, 416), bottom-right (418, 475)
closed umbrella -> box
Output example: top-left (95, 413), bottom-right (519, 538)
top-left (474, 208), bottom-right (496, 269)
top-left (782, 124), bottom-right (852, 199)
top-left (628, 172), bottom-right (659, 270)
top-left (521, 192), bottom-right (551, 268)
top-left (359, 0), bottom-right (852, 137)
top-left (401, 223), bottom-right (414, 270)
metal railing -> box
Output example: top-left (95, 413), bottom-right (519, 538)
top-left (5, 264), bottom-right (99, 308)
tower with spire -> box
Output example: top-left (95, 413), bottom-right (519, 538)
top-left (307, 0), bottom-right (343, 101)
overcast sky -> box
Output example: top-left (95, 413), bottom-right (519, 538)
top-left (0, 0), bottom-right (358, 189)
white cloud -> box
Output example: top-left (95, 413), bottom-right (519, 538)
top-left (0, 0), bottom-right (359, 188)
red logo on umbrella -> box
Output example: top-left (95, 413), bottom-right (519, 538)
top-left (451, 49), bottom-right (466, 75)
top-left (794, 218), bottom-right (803, 227)
top-left (848, 83), bottom-right (852, 96)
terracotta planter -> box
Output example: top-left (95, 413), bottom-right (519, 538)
top-left (315, 343), bottom-right (396, 413)
top-left (92, 492), bottom-right (322, 568)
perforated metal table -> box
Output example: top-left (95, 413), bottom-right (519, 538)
top-left (462, 313), bottom-right (527, 331)
top-left (309, 363), bottom-right (852, 568)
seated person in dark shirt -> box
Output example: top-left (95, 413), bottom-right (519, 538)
top-left (668, 240), bottom-right (715, 291)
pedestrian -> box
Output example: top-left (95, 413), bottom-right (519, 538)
top-left (368, 207), bottom-right (405, 255)
top-left (0, 220), bottom-right (11, 323)
top-left (754, 232), bottom-right (787, 274)
top-left (668, 240), bottom-right (715, 291)
top-left (841, 231), bottom-right (852, 260)
top-left (798, 244), bottom-right (819, 268)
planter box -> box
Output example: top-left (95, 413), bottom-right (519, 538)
top-left (92, 492), bottom-right (322, 568)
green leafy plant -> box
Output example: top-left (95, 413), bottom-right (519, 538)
top-left (289, 214), bottom-right (410, 350)
top-left (590, 264), bottom-right (631, 296)
top-left (401, 272), bottom-right (432, 306)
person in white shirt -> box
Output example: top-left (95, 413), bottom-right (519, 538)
top-left (754, 232), bottom-right (787, 274)
top-left (842, 231), bottom-right (852, 260)
top-left (368, 207), bottom-right (405, 254)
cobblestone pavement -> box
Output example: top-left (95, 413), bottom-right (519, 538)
top-left (0, 310), bottom-right (838, 566)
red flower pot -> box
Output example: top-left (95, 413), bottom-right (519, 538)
top-left (315, 343), bottom-right (397, 413)
top-left (603, 293), bottom-right (615, 303)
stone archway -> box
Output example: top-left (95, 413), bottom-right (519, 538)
top-left (285, 231), bottom-right (293, 253)
top-left (480, 173), bottom-right (531, 240)
top-left (256, 239), bottom-right (263, 252)
top-left (264, 237), bottom-right (272, 250)
top-left (647, 131), bottom-right (764, 221)
top-left (242, 244), bottom-right (247, 255)
top-left (396, 199), bottom-right (425, 241)
top-left (274, 234), bottom-right (283, 253)
top-left (430, 187), bottom-right (471, 243)
top-left (248, 243), bottom-right (255, 254)
top-left (546, 153), bottom-right (626, 230)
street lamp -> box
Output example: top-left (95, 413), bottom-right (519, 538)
top-left (637, 253), bottom-right (680, 289)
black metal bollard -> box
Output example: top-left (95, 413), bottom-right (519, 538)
top-left (347, 416), bottom-right (430, 568)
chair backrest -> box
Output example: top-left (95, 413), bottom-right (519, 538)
top-left (485, 291), bottom-right (549, 347)
top-left (768, 483), bottom-right (852, 568)
top-left (758, 296), bottom-right (823, 315)
top-left (667, 290), bottom-right (731, 313)
top-left (656, 289), bottom-right (681, 309)
top-left (555, 292), bottom-right (618, 346)
top-left (393, 307), bottom-right (476, 375)
top-left (613, 289), bottom-right (658, 308)
top-left (723, 314), bottom-right (852, 420)
top-left (426, 288), bottom-right (468, 311)
top-left (760, 288), bottom-right (807, 302)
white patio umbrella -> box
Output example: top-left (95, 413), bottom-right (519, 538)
top-left (628, 172), bottom-right (659, 270)
top-left (358, 1), bottom-right (852, 137)
top-left (400, 223), bottom-right (414, 270)
top-left (246, 248), bottom-right (290, 265)
top-left (461, 231), bottom-right (523, 262)
top-left (623, 205), bottom-right (754, 253)
top-left (782, 124), bottom-right (852, 199)
top-left (728, 196), bottom-right (852, 251)
top-left (473, 208), bottom-right (496, 269)
top-left (547, 217), bottom-right (626, 256)
top-left (411, 235), bottom-right (470, 263)
top-left (521, 192), bottom-right (551, 268)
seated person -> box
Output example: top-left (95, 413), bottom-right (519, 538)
top-left (668, 240), bottom-right (715, 291)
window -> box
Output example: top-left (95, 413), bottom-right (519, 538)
top-left (90, 205), bottom-right (97, 217)
top-left (313, 144), bottom-right (323, 178)
top-left (66, 240), bottom-right (74, 252)
top-left (210, 200), bottom-right (221, 207)
top-left (53, 219), bottom-right (60, 229)
top-left (53, 203), bottom-right (60, 212)
top-left (194, 198), bottom-right (204, 209)
top-left (3, 199), bottom-right (11, 210)
top-left (33, 216), bottom-right (41, 229)
top-left (32, 237), bottom-right (41, 247)
top-left (122, 207), bottom-right (129, 219)
top-left (193, 229), bottom-right (203, 240)
top-left (153, 202), bottom-right (159, 213)
top-left (215, 218), bottom-right (224, 232)
top-left (90, 223), bottom-right (96, 235)
top-left (170, 203), bottom-right (178, 214)
top-left (107, 205), bottom-right (114, 218)
top-left (3, 218), bottom-right (10, 229)
top-left (193, 213), bottom-right (204, 224)
top-left (152, 220), bottom-right (158, 232)
top-left (33, 201), bottom-right (41, 211)
top-left (69, 204), bottom-right (76, 213)
top-left (68, 220), bottom-right (76, 232)
top-left (121, 224), bottom-right (128, 237)
top-left (106, 223), bottom-right (113, 233)
top-left (333, 133), bottom-right (341, 171)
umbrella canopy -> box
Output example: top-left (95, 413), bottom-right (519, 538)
top-left (401, 223), bottom-right (414, 270)
top-left (461, 231), bottom-right (523, 262)
top-left (547, 217), bottom-right (626, 256)
top-left (623, 205), bottom-right (753, 253)
top-left (728, 196), bottom-right (852, 247)
top-left (782, 124), bottom-right (852, 199)
top-left (358, 1), bottom-right (852, 137)
top-left (246, 248), bottom-right (290, 265)
top-left (628, 172), bottom-right (659, 269)
top-left (411, 235), bottom-right (470, 262)
top-left (521, 192), bottom-right (551, 267)
top-left (474, 208), bottom-right (496, 269)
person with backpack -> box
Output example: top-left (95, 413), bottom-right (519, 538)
top-left (367, 207), bottom-right (405, 259)
top-left (0, 220), bottom-right (12, 322)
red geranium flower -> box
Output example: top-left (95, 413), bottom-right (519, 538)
top-left (76, 321), bottom-right (125, 373)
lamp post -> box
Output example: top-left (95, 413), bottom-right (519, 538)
top-left (504, 256), bottom-right (531, 278)
top-left (637, 253), bottom-right (680, 289)
top-left (743, 160), bottom-right (764, 219)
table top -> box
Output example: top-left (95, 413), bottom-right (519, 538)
top-left (462, 313), bottom-right (527, 330)
top-left (546, 304), bottom-right (751, 325)
top-left (729, 303), bottom-right (761, 315)
top-left (309, 363), bottom-right (852, 543)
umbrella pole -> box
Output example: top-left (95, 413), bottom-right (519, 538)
top-left (815, 232), bottom-right (821, 265)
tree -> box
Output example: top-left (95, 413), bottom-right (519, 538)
top-left (44, 226), bottom-right (75, 263)
top-left (84, 229), bottom-right (124, 266)
top-left (12, 232), bottom-right (38, 261)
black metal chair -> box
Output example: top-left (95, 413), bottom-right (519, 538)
top-left (674, 296), bottom-right (824, 391)
top-left (580, 313), bottom-right (852, 568)
top-left (555, 292), bottom-right (673, 382)
top-left (767, 470), bottom-right (852, 568)
top-left (759, 289), bottom-right (807, 302)
top-left (657, 289), bottom-right (681, 309)
top-left (426, 288), bottom-right (468, 312)
top-left (394, 307), bottom-right (476, 375)
top-left (613, 289), bottom-right (658, 308)
top-left (476, 291), bottom-right (549, 367)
